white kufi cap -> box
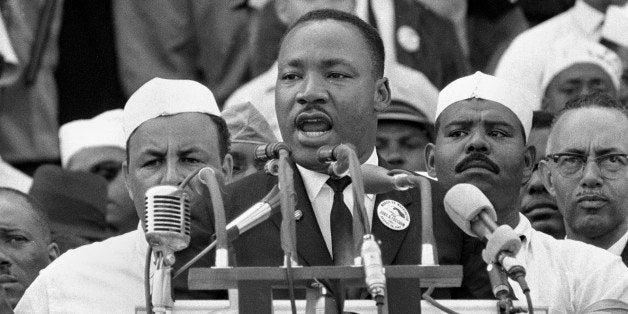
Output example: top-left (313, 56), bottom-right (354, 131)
top-left (436, 71), bottom-right (534, 140)
top-left (123, 78), bottom-right (221, 141)
top-left (541, 35), bottom-right (622, 97)
top-left (59, 109), bottom-right (126, 167)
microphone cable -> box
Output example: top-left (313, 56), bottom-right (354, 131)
top-left (145, 246), bottom-right (153, 314)
top-left (421, 286), bottom-right (460, 314)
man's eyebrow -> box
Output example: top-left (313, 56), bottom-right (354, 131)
top-left (320, 58), bottom-right (356, 70)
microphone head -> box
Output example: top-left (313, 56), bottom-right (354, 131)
top-left (443, 183), bottom-right (497, 237)
top-left (144, 185), bottom-right (191, 252)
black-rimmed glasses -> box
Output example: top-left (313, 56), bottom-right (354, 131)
top-left (545, 153), bottom-right (628, 179)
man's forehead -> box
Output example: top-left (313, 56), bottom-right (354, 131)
top-left (279, 19), bottom-right (363, 58)
top-left (438, 99), bottom-right (522, 127)
top-left (128, 114), bottom-right (218, 153)
top-left (551, 107), bottom-right (628, 151)
top-left (0, 195), bottom-right (37, 228)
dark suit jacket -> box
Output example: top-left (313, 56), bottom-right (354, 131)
top-left (622, 243), bottom-right (628, 267)
top-left (225, 160), bottom-right (492, 299)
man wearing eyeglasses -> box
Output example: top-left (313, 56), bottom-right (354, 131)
top-left (540, 92), bottom-right (628, 265)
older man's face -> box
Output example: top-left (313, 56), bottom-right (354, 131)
top-left (542, 107), bottom-right (628, 241)
top-left (0, 193), bottom-right (56, 308)
top-left (543, 63), bottom-right (616, 113)
top-left (427, 99), bottom-right (533, 222)
top-left (124, 113), bottom-right (224, 226)
top-left (68, 146), bottom-right (137, 233)
top-left (275, 19), bottom-right (389, 172)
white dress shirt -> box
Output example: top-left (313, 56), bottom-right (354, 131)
top-left (15, 226), bottom-right (151, 313)
top-left (495, 0), bottom-right (605, 107)
top-left (508, 214), bottom-right (628, 313)
top-left (608, 229), bottom-right (628, 256)
top-left (296, 149), bottom-right (378, 257)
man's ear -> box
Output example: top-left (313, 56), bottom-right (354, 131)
top-left (221, 153), bottom-right (233, 183)
top-left (522, 145), bottom-right (536, 184)
top-left (275, 0), bottom-right (291, 25)
top-left (374, 77), bottom-right (391, 112)
top-left (122, 160), bottom-right (134, 201)
top-left (425, 143), bottom-right (437, 178)
top-left (539, 160), bottom-right (557, 197)
top-left (47, 242), bottom-right (60, 262)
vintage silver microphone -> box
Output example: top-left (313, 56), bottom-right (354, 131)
top-left (144, 185), bottom-right (191, 313)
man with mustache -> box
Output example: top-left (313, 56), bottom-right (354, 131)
top-left (540, 92), bottom-right (628, 265)
top-left (226, 9), bottom-right (493, 311)
top-left (519, 111), bottom-right (565, 239)
top-left (0, 188), bottom-right (58, 309)
top-left (425, 72), bottom-right (628, 312)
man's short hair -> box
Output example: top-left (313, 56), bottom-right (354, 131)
top-left (532, 110), bottom-right (555, 130)
top-left (282, 9), bottom-right (385, 78)
top-left (126, 113), bottom-right (231, 164)
top-left (553, 92), bottom-right (628, 125)
top-left (0, 187), bottom-right (53, 243)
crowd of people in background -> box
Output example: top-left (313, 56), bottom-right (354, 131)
top-left (2, 0), bottom-right (628, 312)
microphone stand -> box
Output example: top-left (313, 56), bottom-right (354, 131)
top-left (198, 168), bottom-right (229, 268)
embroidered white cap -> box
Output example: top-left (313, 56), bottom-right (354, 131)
top-left (541, 35), bottom-right (622, 96)
top-left (59, 109), bottom-right (125, 167)
top-left (123, 78), bottom-right (221, 141)
top-left (385, 62), bottom-right (438, 123)
top-left (436, 71), bottom-right (534, 140)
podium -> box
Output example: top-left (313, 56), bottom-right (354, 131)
top-left (186, 264), bottom-right (462, 313)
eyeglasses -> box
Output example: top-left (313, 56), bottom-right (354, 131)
top-left (545, 153), bottom-right (628, 179)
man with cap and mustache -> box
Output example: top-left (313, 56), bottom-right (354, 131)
top-left (16, 78), bottom-right (233, 312)
top-left (425, 71), bottom-right (628, 312)
top-left (540, 92), bottom-right (628, 265)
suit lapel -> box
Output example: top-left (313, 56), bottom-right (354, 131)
top-left (621, 242), bottom-right (628, 267)
top-left (371, 189), bottom-right (414, 265)
top-left (269, 162), bottom-right (333, 266)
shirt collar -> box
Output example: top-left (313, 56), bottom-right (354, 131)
top-left (573, 0), bottom-right (606, 35)
top-left (297, 148), bottom-right (378, 202)
top-left (607, 229), bottom-right (628, 256)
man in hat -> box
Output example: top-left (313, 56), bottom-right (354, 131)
top-left (540, 36), bottom-right (623, 113)
top-left (0, 188), bottom-right (58, 309)
top-left (225, 10), bottom-right (492, 311)
top-left (222, 102), bottom-right (277, 182)
top-left (540, 92), bottom-right (628, 265)
top-left (16, 78), bottom-right (233, 312)
top-left (495, 0), bottom-right (627, 105)
top-left (29, 165), bottom-right (111, 253)
top-left (59, 109), bottom-right (137, 235)
top-left (376, 80), bottom-right (436, 173)
top-left (425, 71), bottom-right (628, 312)
top-left (519, 111), bottom-right (565, 239)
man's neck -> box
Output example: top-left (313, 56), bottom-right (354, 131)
top-left (497, 205), bottom-right (521, 230)
top-left (568, 223), bottom-right (628, 250)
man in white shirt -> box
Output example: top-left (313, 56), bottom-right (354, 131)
top-left (15, 78), bottom-right (233, 313)
top-left (425, 71), bottom-right (628, 312)
top-left (540, 92), bottom-right (628, 266)
top-left (495, 0), bottom-right (627, 106)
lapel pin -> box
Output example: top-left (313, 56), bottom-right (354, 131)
top-left (377, 200), bottom-right (410, 230)
top-left (294, 209), bottom-right (303, 221)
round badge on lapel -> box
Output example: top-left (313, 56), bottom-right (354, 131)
top-left (377, 200), bottom-right (410, 231)
top-left (397, 25), bottom-right (420, 53)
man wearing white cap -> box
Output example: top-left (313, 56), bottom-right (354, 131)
top-left (59, 109), bottom-right (137, 234)
top-left (425, 71), bottom-right (628, 312)
top-left (600, 4), bottom-right (628, 106)
top-left (541, 36), bottom-right (623, 113)
top-left (16, 78), bottom-right (232, 312)
top-left (495, 0), bottom-right (627, 105)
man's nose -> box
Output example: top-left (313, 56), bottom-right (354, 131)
top-left (0, 249), bottom-right (11, 272)
top-left (296, 74), bottom-right (328, 105)
top-left (527, 170), bottom-right (549, 195)
top-left (161, 160), bottom-right (184, 186)
top-left (465, 131), bottom-right (490, 154)
top-left (580, 158), bottom-right (603, 188)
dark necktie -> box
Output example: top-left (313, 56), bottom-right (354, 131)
top-left (327, 177), bottom-right (354, 266)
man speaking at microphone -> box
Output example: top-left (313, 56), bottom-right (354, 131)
top-left (225, 9), bottom-right (492, 307)
top-left (16, 78), bottom-right (233, 312)
top-left (425, 71), bottom-right (628, 312)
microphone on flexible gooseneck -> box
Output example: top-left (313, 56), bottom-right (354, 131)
top-left (144, 185), bottom-right (191, 313)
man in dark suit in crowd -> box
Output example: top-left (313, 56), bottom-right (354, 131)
top-left (541, 92), bottom-right (628, 265)
top-left (225, 9), bottom-right (492, 308)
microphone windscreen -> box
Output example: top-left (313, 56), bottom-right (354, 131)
top-left (443, 183), bottom-right (497, 237)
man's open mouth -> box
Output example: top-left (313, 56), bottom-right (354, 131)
top-left (295, 112), bottom-right (332, 137)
